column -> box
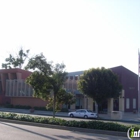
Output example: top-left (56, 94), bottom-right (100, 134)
top-left (1, 74), bottom-right (5, 92)
top-left (87, 97), bottom-right (93, 111)
top-left (108, 98), bottom-right (113, 114)
top-left (119, 90), bottom-right (125, 112)
top-left (16, 80), bottom-right (19, 96)
top-left (5, 80), bottom-right (8, 96)
top-left (70, 103), bottom-right (75, 110)
top-left (25, 82), bottom-right (27, 96)
top-left (9, 80), bottom-right (12, 96)
top-left (20, 80), bottom-right (23, 97)
top-left (13, 80), bottom-right (15, 96)
top-left (83, 95), bottom-right (87, 109)
top-left (16, 73), bottom-right (22, 79)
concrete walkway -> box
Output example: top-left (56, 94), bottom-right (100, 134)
top-left (0, 107), bottom-right (139, 122)
top-left (98, 113), bottom-right (140, 122)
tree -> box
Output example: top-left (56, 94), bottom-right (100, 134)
top-left (26, 53), bottom-right (74, 117)
top-left (2, 47), bottom-right (30, 69)
top-left (46, 89), bottom-right (76, 110)
top-left (57, 90), bottom-right (76, 109)
top-left (78, 67), bottom-right (122, 113)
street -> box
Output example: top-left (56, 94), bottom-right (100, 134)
top-left (0, 121), bottom-right (128, 140)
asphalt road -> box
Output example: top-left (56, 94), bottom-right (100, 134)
top-left (0, 121), bottom-right (128, 140)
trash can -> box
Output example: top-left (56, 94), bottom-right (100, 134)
top-left (111, 111), bottom-right (123, 120)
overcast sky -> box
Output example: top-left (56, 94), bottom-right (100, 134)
top-left (0, 0), bottom-right (140, 74)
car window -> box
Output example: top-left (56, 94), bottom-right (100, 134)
top-left (87, 110), bottom-right (93, 112)
top-left (81, 110), bottom-right (86, 113)
top-left (76, 110), bottom-right (81, 113)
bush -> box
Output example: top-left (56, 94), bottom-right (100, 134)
top-left (14, 105), bottom-right (31, 109)
top-left (4, 104), bottom-right (13, 108)
top-left (34, 107), bottom-right (47, 111)
top-left (4, 104), bottom-right (54, 111)
top-left (60, 108), bottom-right (69, 112)
top-left (47, 107), bottom-right (53, 111)
top-left (0, 112), bottom-right (138, 132)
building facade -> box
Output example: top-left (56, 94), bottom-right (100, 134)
top-left (0, 68), bottom-right (48, 107)
top-left (0, 66), bottom-right (138, 113)
top-left (64, 66), bottom-right (138, 113)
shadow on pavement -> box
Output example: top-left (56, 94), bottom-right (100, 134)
top-left (54, 135), bottom-right (93, 140)
top-left (0, 122), bottom-right (58, 140)
top-left (54, 134), bottom-right (128, 140)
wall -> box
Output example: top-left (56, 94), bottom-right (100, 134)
top-left (0, 68), bottom-right (32, 105)
top-left (111, 66), bottom-right (138, 112)
top-left (11, 97), bottom-right (48, 107)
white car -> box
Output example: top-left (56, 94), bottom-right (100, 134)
top-left (68, 109), bottom-right (98, 119)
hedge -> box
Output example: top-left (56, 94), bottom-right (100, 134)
top-left (0, 112), bottom-right (139, 132)
top-left (3, 104), bottom-right (68, 112)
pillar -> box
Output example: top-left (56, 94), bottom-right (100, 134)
top-left (83, 95), bottom-right (87, 109)
top-left (70, 103), bottom-right (75, 110)
top-left (108, 98), bottom-right (113, 114)
top-left (119, 90), bottom-right (125, 112)
top-left (16, 73), bottom-right (22, 79)
top-left (87, 97), bottom-right (93, 111)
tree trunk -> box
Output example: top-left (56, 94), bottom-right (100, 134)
top-left (53, 94), bottom-right (56, 118)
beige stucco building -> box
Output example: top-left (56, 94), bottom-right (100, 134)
top-left (64, 66), bottom-right (138, 113)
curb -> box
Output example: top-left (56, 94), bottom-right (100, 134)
top-left (0, 118), bottom-right (127, 137)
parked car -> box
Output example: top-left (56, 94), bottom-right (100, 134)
top-left (68, 109), bottom-right (98, 119)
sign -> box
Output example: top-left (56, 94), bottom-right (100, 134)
top-left (127, 127), bottom-right (140, 140)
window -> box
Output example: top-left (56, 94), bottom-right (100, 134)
top-left (81, 110), bottom-right (86, 113)
top-left (133, 98), bottom-right (136, 109)
top-left (126, 98), bottom-right (130, 109)
top-left (76, 110), bottom-right (81, 113)
top-left (87, 110), bottom-right (92, 113)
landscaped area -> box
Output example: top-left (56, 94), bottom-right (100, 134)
top-left (0, 112), bottom-right (139, 132)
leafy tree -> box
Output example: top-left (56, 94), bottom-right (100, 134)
top-left (2, 47), bottom-right (30, 69)
top-left (57, 90), bottom-right (76, 109)
top-left (78, 67), bottom-right (122, 113)
top-left (26, 53), bottom-right (74, 117)
top-left (46, 89), bottom-right (76, 110)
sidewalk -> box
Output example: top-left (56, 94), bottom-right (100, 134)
top-left (99, 113), bottom-right (140, 122)
top-left (0, 107), bottom-right (139, 122)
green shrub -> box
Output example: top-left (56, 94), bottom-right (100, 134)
top-left (60, 108), bottom-right (69, 112)
top-left (4, 104), bottom-right (13, 108)
top-left (0, 112), bottom-right (138, 132)
top-left (34, 107), bottom-right (47, 111)
top-left (14, 105), bottom-right (31, 109)
top-left (47, 107), bottom-right (53, 111)
top-left (4, 104), bottom-right (53, 111)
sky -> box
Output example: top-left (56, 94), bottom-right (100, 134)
top-left (0, 0), bottom-right (140, 74)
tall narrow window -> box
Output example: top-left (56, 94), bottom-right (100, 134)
top-left (133, 98), bottom-right (136, 109)
top-left (126, 98), bottom-right (130, 109)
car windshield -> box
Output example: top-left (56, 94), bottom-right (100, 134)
top-left (87, 110), bottom-right (93, 113)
